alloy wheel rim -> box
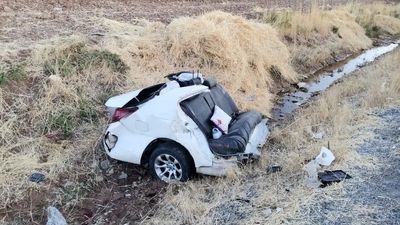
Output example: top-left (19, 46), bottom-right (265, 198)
top-left (154, 154), bottom-right (182, 182)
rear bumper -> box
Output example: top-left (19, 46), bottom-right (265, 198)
top-left (244, 119), bottom-right (269, 156)
top-left (196, 157), bottom-right (238, 176)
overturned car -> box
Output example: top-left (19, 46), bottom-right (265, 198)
top-left (103, 72), bottom-right (269, 182)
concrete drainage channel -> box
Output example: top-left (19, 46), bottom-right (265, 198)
top-left (272, 40), bottom-right (400, 121)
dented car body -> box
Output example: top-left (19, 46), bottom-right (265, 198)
top-left (103, 72), bottom-right (269, 182)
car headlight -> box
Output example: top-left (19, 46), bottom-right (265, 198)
top-left (104, 132), bottom-right (118, 150)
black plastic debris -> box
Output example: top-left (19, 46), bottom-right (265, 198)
top-left (267, 165), bottom-right (282, 174)
top-left (318, 170), bottom-right (351, 187)
top-left (30, 173), bottom-right (45, 183)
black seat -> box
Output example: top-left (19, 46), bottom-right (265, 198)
top-left (208, 111), bottom-right (262, 155)
top-left (180, 92), bottom-right (215, 138)
top-left (180, 80), bottom-right (262, 155)
top-left (204, 79), bottom-right (239, 117)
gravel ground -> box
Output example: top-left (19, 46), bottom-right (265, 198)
top-left (300, 107), bottom-right (400, 225)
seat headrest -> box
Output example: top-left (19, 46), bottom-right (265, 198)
top-left (203, 79), bottom-right (217, 88)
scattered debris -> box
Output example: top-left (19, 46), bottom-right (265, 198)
top-left (29, 173), bottom-right (45, 183)
top-left (318, 170), bottom-right (352, 187)
top-left (118, 172), bottom-right (128, 179)
top-left (315, 147), bottom-right (335, 166)
top-left (266, 165), bottom-right (282, 174)
top-left (46, 207), bottom-right (67, 225)
top-left (304, 147), bottom-right (337, 188)
top-left (304, 160), bottom-right (321, 188)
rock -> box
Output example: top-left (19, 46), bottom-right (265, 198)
top-left (262, 208), bottom-right (272, 217)
top-left (125, 193), bottom-right (131, 197)
top-left (107, 168), bottom-right (114, 176)
top-left (244, 95), bottom-right (256, 101)
top-left (118, 172), bottom-right (128, 179)
top-left (46, 207), bottom-right (67, 225)
top-left (312, 132), bottom-right (324, 140)
top-left (297, 82), bottom-right (307, 89)
top-left (54, 7), bottom-right (63, 12)
top-left (299, 87), bottom-right (308, 92)
top-left (100, 160), bottom-right (111, 170)
top-left (337, 67), bottom-right (343, 72)
top-left (3, 6), bottom-right (12, 12)
top-left (276, 207), bottom-right (283, 213)
top-left (95, 175), bottom-right (104, 182)
top-left (266, 165), bottom-right (282, 174)
top-left (63, 181), bottom-right (74, 187)
top-left (48, 75), bottom-right (62, 85)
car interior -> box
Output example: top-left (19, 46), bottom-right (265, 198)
top-left (180, 79), bottom-right (262, 155)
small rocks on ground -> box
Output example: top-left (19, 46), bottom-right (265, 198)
top-left (46, 207), bottom-right (67, 225)
top-left (100, 160), bottom-right (111, 170)
top-left (118, 172), bottom-right (128, 179)
top-left (262, 208), bottom-right (272, 217)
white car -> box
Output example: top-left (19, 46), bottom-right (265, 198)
top-left (103, 72), bottom-right (269, 183)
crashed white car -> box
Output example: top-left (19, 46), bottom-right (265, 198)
top-left (103, 72), bottom-right (269, 182)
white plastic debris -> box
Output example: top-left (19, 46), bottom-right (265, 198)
top-left (46, 207), bottom-right (67, 225)
top-left (315, 147), bottom-right (335, 166)
top-left (304, 160), bottom-right (321, 188)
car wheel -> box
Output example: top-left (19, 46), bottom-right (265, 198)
top-left (149, 144), bottom-right (194, 183)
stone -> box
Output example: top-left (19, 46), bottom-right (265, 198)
top-left (100, 160), bottom-right (111, 170)
top-left (46, 207), bottom-right (67, 225)
top-left (118, 172), bottom-right (128, 179)
top-left (262, 208), bottom-right (272, 217)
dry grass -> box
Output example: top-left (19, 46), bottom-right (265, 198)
top-left (344, 2), bottom-right (400, 37)
top-left (0, 36), bottom-right (127, 210)
top-left (99, 12), bottom-right (297, 114)
top-left (145, 49), bottom-right (400, 225)
top-left (257, 5), bottom-right (372, 74)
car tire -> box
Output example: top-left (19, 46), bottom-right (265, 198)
top-left (149, 144), bottom-right (194, 183)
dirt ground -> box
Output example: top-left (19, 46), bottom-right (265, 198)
top-left (0, 0), bottom-right (374, 48)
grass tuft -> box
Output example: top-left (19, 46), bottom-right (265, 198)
top-left (43, 43), bottom-right (128, 77)
top-left (0, 64), bottom-right (26, 86)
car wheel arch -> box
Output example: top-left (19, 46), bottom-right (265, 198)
top-left (140, 138), bottom-right (195, 169)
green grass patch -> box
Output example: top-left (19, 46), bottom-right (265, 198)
top-left (45, 109), bottom-right (77, 137)
top-left (0, 64), bottom-right (26, 86)
top-left (44, 43), bottom-right (128, 77)
top-left (365, 25), bottom-right (385, 38)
